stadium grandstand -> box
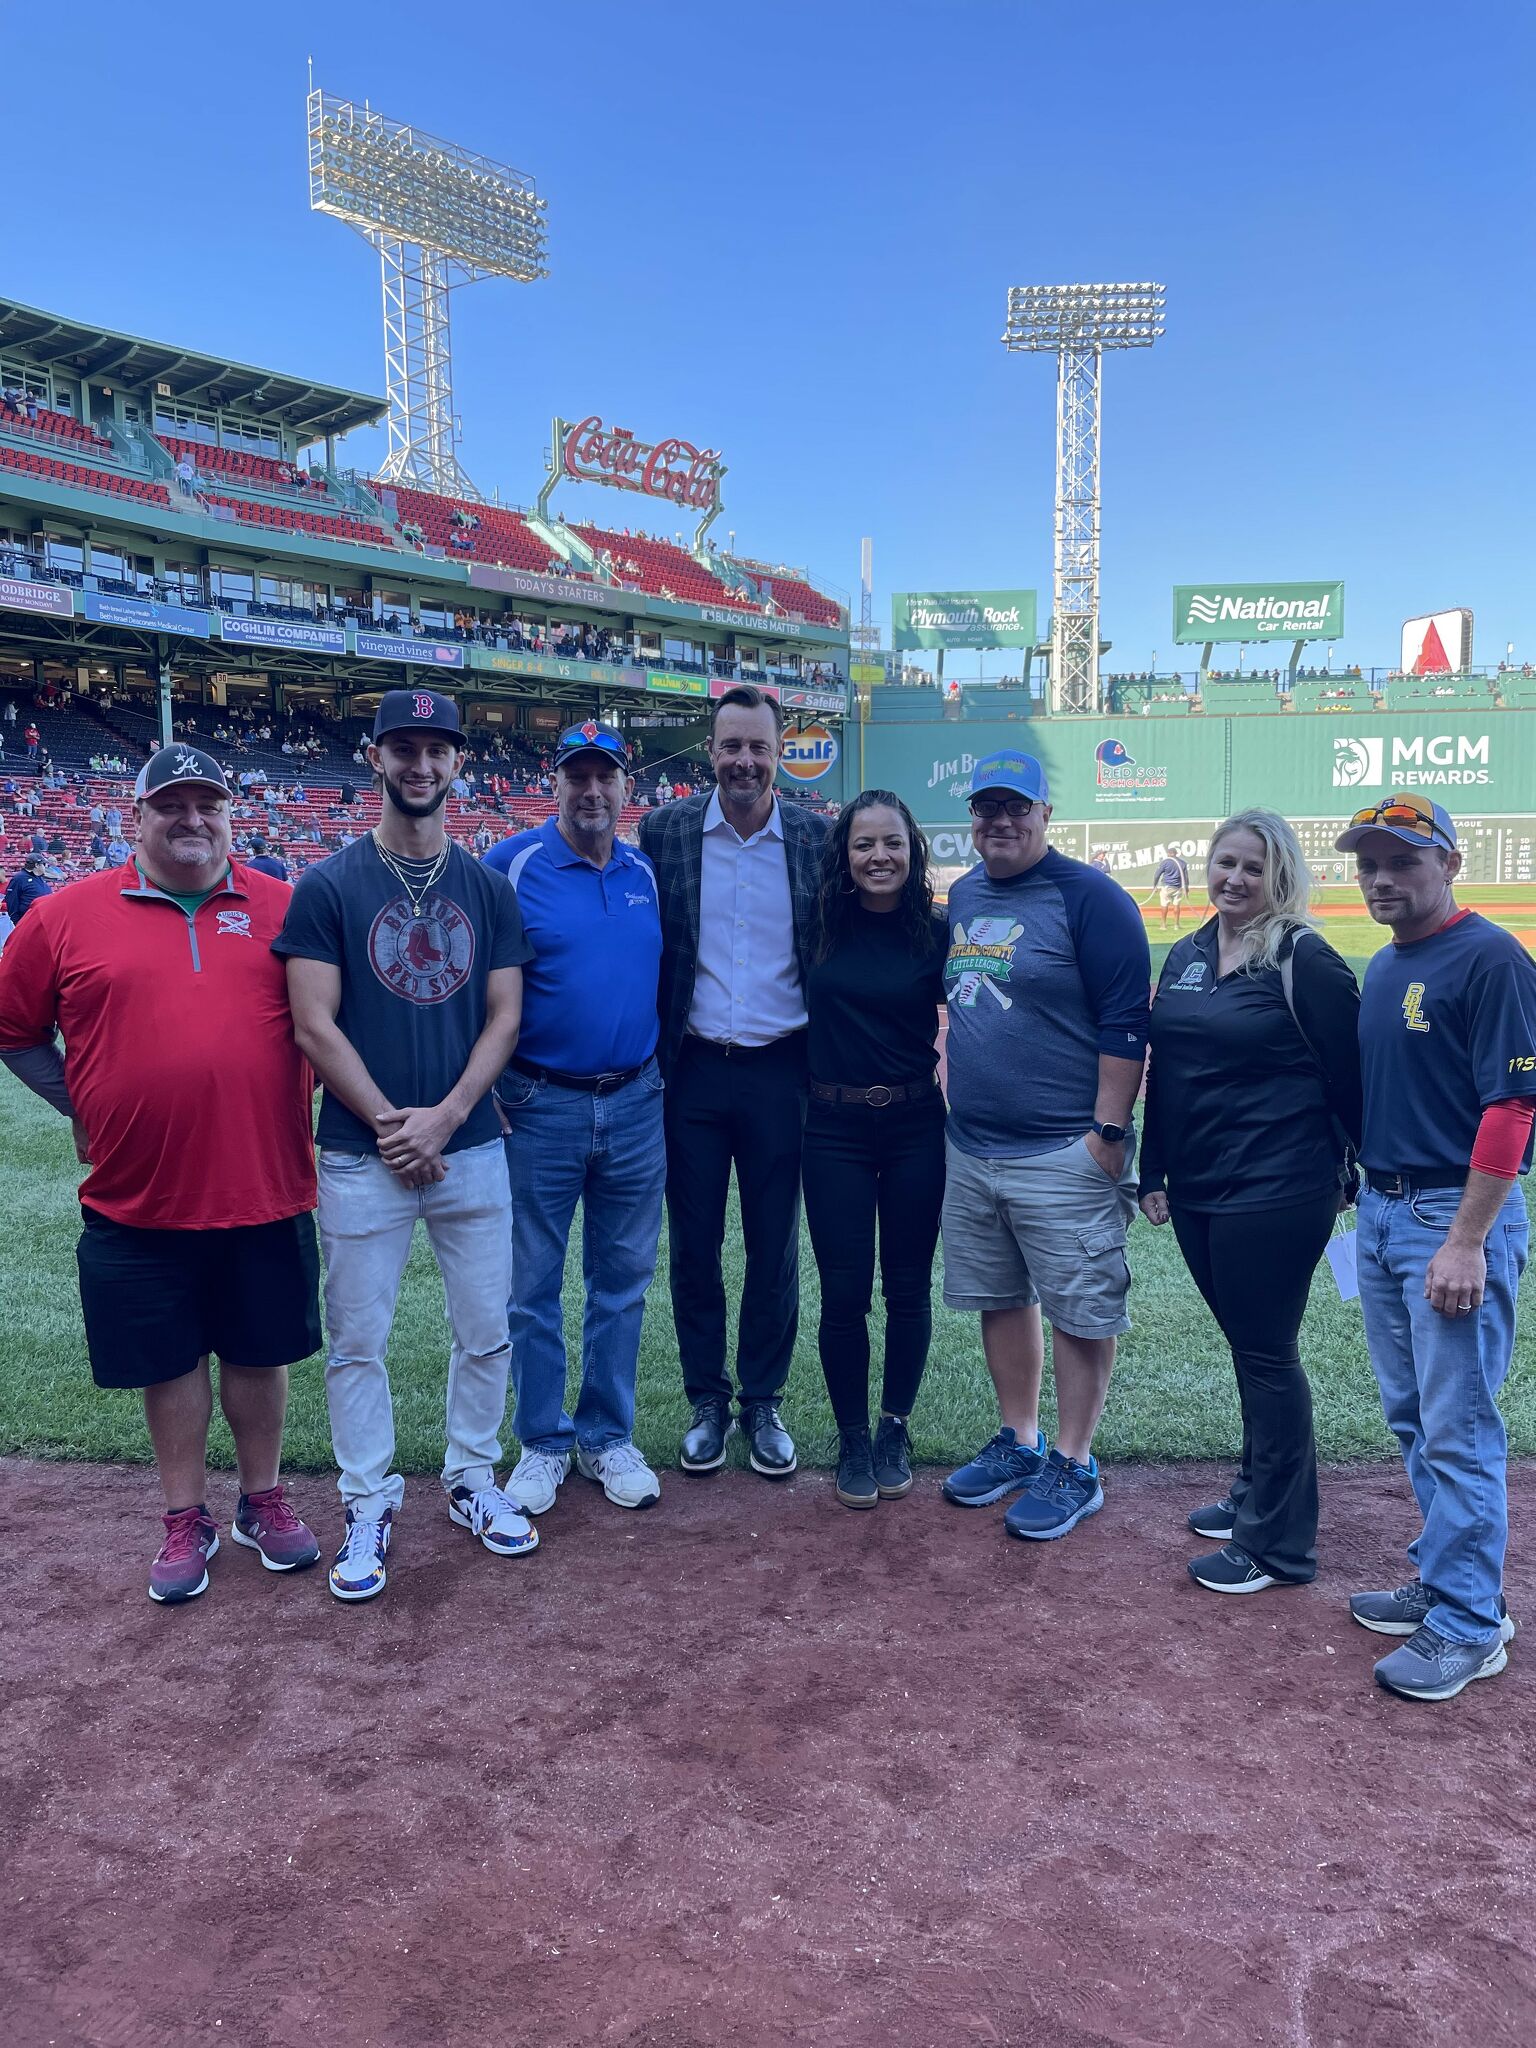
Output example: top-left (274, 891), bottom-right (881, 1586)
top-left (0, 295), bottom-right (850, 893)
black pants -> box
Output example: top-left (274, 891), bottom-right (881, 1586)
top-left (1170, 1190), bottom-right (1339, 1582)
top-left (663, 1033), bottom-right (808, 1408)
top-left (801, 1094), bottom-right (946, 1429)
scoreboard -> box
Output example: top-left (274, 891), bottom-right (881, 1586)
top-left (1293, 816), bottom-right (1536, 886)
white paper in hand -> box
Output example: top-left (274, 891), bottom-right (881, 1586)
top-left (1325, 1229), bottom-right (1360, 1301)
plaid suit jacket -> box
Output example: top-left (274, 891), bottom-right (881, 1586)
top-left (638, 791), bottom-right (830, 1075)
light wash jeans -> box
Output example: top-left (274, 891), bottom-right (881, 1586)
top-left (500, 1060), bottom-right (666, 1456)
top-left (1356, 1180), bottom-right (1529, 1643)
top-left (317, 1138), bottom-right (514, 1517)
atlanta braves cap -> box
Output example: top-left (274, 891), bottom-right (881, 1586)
top-left (970, 750), bottom-right (1050, 804)
top-left (134, 743), bottom-right (232, 802)
top-left (1335, 793), bottom-right (1458, 853)
top-left (372, 687), bottom-right (463, 742)
top-left (553, 719), bottom-right (632, 770)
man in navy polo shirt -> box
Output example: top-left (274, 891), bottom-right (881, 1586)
top-left (486, 720), bottom-right (666, 1515)
top-left (1338, 793), bottom-right (1536, 1701)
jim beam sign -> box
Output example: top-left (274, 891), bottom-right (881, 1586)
top-left (552, 414), bottom-right (724, 514)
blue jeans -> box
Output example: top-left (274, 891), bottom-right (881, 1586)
top-left (1356, 1181), bottom-right (1529, 1643)
top-left (501, 1061), bottom-right (667, 1455)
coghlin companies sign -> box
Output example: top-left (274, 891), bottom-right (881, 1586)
top-left (1173, 581), bottom-right (1344, 644)
top-left (892, 589), bottom-right (1037, 651)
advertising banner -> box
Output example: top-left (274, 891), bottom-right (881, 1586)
top-left (779, 723), bottom-right (839, 783)
top-left (554, 414), bottom-right (723, 515)
top-left (780, 685), bottom-right (848, 715)
top-left (646, 671), bottom-right (708, 699)
top-left (80, 591), bottom-right (212, 636)
top-left (471, 647), bottom-right (643, 689)
top-left (696, 603), bottom-right (818, 639)
top-left (217, 616), bottom-right (347, 655)
top-left (0, 576), bottom-right (73, 619)
top-left (1172, 581), bottom-right (1344, 643)
top-left (352, 630), bottom-right (465, 668)
top-left (1401, 608), bottom-right (1473, 675)
top-left (892, 590), bottom-right (1037, 651)
top-left (708, 676), bottom-right (780, 702)
top-left (467, 564), bottom-right (628, 612)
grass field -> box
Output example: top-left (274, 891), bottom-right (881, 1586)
top-left (4, 1063), bottom-right (1532, 1480)
top-left (1144, 881), bottom-right (1536, 979)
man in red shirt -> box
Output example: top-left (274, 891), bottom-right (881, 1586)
top-left (0, 744), bottom-right (322, 1605)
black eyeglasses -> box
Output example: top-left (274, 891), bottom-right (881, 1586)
top-left (969, 796), bottom-right (1035, 820)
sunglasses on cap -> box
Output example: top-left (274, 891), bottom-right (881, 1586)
top-left (1346, 795), bottom-right (1454, 844)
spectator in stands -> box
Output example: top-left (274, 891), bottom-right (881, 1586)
top-left (106, 833), bottom-right (131, 869)
top-left (45, 832), bottom-right (66, 860)
top-left (246, 836), bottom-right (289, 883)
top-left (105, 805), bottom-right (122, 837)
top-left (23, 722), bottom-right (40, 763)
top-left (175, 456), bottom-right (196, 496)
top-left (4, 856), bottom-right (51, 925)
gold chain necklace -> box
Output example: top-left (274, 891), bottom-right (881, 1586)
top-left (371, 830), bottom-right (450, 918)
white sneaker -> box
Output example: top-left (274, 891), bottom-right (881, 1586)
top-left (576, 1439), bottom-right (661, 1510)
top-left (448, 1482), bottom-right (539, 1556)
top-left (508, 1446), bottom-right (572, 1515)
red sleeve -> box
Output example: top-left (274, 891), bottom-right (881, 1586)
top-left (0, 904), bottom-right (62, 1049)
top-left (1470, 1096), bottom-right (1536, 1180)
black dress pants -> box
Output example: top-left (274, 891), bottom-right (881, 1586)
top-left (801, 1094), bottom-right (945, 1428)
top-left (664, 1033), bottom-right (808, 1408)
top-left (1170, 1190), bottom-right (1340, 1582)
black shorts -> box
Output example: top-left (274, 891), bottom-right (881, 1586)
top-left (76, 1207), bottom-right (322, 1390)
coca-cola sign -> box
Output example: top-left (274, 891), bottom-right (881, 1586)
top-left (558, 414), bottom-right (723, 513)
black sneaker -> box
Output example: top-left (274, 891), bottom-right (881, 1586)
top-left (740, 1400), bottom-right (797, 1478)
top-left (872, 1414), bottom-right (913, 1499)
top-left (1188, 1543), bottom-right (1285, 1595)
top-left (679, 1399), bottom-right (732, 1474)
top-left (835, 1426), bottom-right (878, 1509)
top-left (1187, 1494), bottom-right (1238, 1541)
top-left (1350, 1578), bottom-right (1517, 1645)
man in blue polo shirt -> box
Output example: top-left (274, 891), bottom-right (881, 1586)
top-left (1337, 792), bottom-right (1535, 1701)
top-left (486, 720), bottom-right (666, 1515)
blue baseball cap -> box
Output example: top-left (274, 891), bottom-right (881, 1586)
top-left (970, 750), bottom-right (1050, 804)
top-left (1335, 793), bottom-right (1458, 853)
top-left (553, 718), bottom-right (632, 771)
top-left (373, 687), bottom-right (462, 742)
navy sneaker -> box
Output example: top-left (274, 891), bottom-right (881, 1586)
top-left (941, 1427), bottom-right (1047, 1507)
top-left (1005, 1448), bottom-right (1104, 1541)
top-left (1373, 1622), bottom-right (1508, 1702)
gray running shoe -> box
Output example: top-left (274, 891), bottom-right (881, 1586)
top-left (1373, 1622), bottom-right (1508, 1702)
top-left (1351, 1579), bottom-right (1516, 1645)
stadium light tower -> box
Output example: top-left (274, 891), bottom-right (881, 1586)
top-left (1002, 282), bottom-right (1165, 714)
top-left (307, 83), bottom-right (548, 499)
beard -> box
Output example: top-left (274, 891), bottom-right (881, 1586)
top-left (382, 772), bottom-right (449, 819)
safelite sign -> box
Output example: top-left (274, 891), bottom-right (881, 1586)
top-left (781, 722), bottom-right (839, 782)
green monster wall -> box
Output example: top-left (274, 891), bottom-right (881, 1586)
top-left (858, 710), bottom-right (1536, 886)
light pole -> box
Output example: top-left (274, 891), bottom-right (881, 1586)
top-left (1002, 282), bottom-right (1165, 714)
top-left (308, 85), bottom-right (549, 499)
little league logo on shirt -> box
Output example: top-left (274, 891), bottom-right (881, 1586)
top-left (368, 894), bottom-right (476, 1005)
top-left (1171, 960), bottom-right (1206, 990)
top-left (946, 916), bottom-right (1024, 1010)
top-left (1402, 982), bottom-right (1429, 1033)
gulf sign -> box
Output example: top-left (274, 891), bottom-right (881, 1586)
top-left (781, 722), bottom-right (839, 782)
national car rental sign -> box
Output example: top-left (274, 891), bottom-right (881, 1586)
top-left (1173, 580), bottom-right (1344, 644)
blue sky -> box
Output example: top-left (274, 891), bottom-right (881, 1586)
top-left (4, 0), bottom-right (1530, 671)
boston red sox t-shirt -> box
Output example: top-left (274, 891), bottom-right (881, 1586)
top-left (273, 836), bottom-right (533, 1155)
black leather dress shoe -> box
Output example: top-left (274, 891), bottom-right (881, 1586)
top-left (679, 1399), bottom-right (732, 1474)
top-left (740, 1400), bottom-right (797, 1478)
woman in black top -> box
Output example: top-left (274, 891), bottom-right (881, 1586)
top-left (803, 789), bottom-right (947, 1510)
top-left (1141, 808), bottom-right (1362, 1593)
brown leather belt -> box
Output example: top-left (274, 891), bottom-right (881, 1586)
top-left (810, 1075), bottom-right (940, 1109)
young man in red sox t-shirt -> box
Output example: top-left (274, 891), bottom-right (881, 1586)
top-left (0, 744), bottom-right (323, 1605)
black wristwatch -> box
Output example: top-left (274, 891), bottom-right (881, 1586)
top-left (1091, 1120), bottom-right (1130, 1144)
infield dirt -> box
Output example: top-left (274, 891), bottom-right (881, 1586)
top-left (4, 1455), bottom-right (1532, 2048)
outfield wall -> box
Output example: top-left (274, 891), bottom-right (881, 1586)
top-left (858, 710), bottom-right (1536, 886)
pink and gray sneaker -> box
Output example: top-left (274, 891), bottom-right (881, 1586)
top-left (149, 1505), bottom-right (220, 1604)
top-left (232, 1485), bottom-right (321, 1573)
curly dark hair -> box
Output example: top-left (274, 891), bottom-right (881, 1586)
top-left (814, 788), bottom-right (936, 963)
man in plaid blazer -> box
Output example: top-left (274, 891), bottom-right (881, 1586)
top-left (639, 686), bottom-right (829, 1480)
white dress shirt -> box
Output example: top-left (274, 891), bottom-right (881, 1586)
top-left (687, 790), bottom-right (806, 1045)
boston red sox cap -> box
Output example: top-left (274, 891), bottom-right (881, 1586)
top-left (372, 688), bottom-right (463, 743)
top-left (134, 743), bottom-right (233, 802)
top-left (553, 718), bottom-right (632, 770)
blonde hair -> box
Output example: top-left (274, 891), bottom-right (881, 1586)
top-left (1208, 808), bottom-right (1318, 970)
